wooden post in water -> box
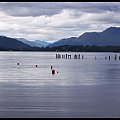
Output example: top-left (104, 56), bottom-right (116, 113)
top-left (68, 55), bottom-right (71, 59)
top-left (119, 56), bottom-right (120, 60)
top-left (78, 54), bottom-right (80, 59)
top-left (66, 54), bottom-right (67, 59)
top-left (62, 54), bottom-right (65, 59)
top-left (56, 54), bottom-right (58, 59)
top-left (95, 56), bottom-right (97, 60)
top-left (115, 54), bottom-right (117, 60)
top-left (74, 54), bottom-right (77, 59)
top-left (82, 55), bottom-right (84, 59)
top-left (58, 54), bottom-right (61, 59)
top-left (109, 56), bottom-right (110, 60)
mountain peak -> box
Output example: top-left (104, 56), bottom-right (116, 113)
top-left (103, 26), bottom-right (120, 33)
top-left (49, 26), bottom-right (120, 47)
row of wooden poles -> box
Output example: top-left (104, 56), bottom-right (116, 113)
top-left (104, 54), bottom-right (120, 60)
top-left (56, 54), bottom-right (84, 59)
top-left (56, 54), bottom-right (120, 60)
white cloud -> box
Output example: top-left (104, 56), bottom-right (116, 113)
top-left (0, 2), bottom-right (120, 42)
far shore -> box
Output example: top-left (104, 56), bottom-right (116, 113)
top-left (0, 45), bottom-right (120, 53)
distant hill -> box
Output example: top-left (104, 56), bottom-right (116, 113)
top-left (33, 40), bottom-right (50, 47)
top-left (16, 38), bottom-right (50, 48)
top-left (0, 36), bottom-right (31, 50)
top-left (48, 27), bottom-right (120, 47)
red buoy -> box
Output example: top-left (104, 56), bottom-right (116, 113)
top-left (52, 69), bottom-right (55, 75)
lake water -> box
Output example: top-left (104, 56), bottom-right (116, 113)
top-left (0, 52), bottom-right (120, 118)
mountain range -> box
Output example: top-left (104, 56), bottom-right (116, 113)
top-left (0, 26), bottom-right (120, 51)
top-left (0, 36), bottom-right (31, 50)
top-left (48, 27), bottom-right (120, 47)
top-left (16, 38), bottom-right (50, 48)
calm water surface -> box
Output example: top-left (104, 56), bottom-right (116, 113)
top-left (0, 52), bottom-right (120, 117)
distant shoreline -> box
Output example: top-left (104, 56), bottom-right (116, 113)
top-left (0, 45), bottom-right (120, 53)
top-left (0, 51), bottom-right (117, 53)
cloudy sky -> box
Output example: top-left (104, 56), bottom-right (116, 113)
top-left (0, 2), bottom-right (120, 42)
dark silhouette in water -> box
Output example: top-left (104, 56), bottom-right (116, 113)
top-left (74, 55), bottom-right (77, 59)
top-left (95, 56), bottom-right (97, 60)
top-left (82, 55), bottom-right (84, 59)
top-left (52, 69), bottom-right (55, 75)
top-left (51, 66), bottom-right (53, 70)
top-left (115, 54), bottom-right (117, 60)
top-left (36, 65), bottom-right (38, 67)
top-left (51, 66), bottom-right (58, 74)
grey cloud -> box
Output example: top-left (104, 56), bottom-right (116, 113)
top-left (0, 2), bottom-right (62, 16)
top-left (0, 2), bottom-right (120, 17)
